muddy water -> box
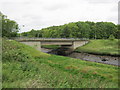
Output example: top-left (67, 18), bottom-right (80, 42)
top-left (41, 48), bottom-right (119, 66)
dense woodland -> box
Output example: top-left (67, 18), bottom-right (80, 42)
top-left (21, 21), bottom-right (120, 39)
top-left (1, 13), bottom-right (120, 39)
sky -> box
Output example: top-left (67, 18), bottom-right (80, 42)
top-left (0, 0), bottom-right (119, 32)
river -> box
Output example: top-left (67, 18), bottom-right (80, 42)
top-left (41, 48), bottom-right (119, 66)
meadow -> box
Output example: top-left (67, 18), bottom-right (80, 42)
top-left (2, 39), bottom-right (119, 88)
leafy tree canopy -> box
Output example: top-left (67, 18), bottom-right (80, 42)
top-left (1, 12), bottom-right (19, 38)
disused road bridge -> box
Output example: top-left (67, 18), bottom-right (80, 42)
top-left (14, 38), bottom-right (89, 51)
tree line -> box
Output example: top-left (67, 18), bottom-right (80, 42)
top-left (1, 12), bottom-right (119, 39)
top-left (21, 21), bottom-right (119, 39)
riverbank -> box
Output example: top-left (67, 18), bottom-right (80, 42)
top-left (3, 39), bottom-right (119, 88)
top-left (68, 52), bottom-right (119, 66)
top-left (41, 39), bottom-right (119, 66)
top-left (42, 47), bottom-right (119, 66)
top-left (41, 39), bottom-right (119, 56)
top-left (75, 39), bottom-right (119, 56)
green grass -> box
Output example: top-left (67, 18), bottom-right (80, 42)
top-left (2, 39), bottom-right (119, 88)
top-left (41, 45), bottom-right (60, 49)
top-left (75, 39), bottom-right (119, 56)
top-left (0, 38), bottom-right (1, 90)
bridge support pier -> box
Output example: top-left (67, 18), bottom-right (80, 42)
top-left (21, 41), bottom-right (41, 51)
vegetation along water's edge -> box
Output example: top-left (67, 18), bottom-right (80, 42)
top-left (2, 39), bottom-right (119, 88)
top-left (75, 39), bottom-right (119, 56)
top-left (41, 39), bottom-right (119, 56)
top-left (41, 39), bottom-right (119, 66)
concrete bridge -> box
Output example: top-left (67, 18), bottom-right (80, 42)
top-left (15, 38), bottom-right (89, 51)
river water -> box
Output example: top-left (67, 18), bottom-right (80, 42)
top-left (41, 48), bottom-right (119, 66)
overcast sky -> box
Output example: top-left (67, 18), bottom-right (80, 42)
top-left (0, 0), bottom-right (119, 32)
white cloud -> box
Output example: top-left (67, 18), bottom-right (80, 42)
top-left (86, 0), bottom-right (119, 4)
top-left (0, 0), bottom-right (119, 32)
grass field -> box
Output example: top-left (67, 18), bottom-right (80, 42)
top-left (2, 39), bottom-right (119, 88)
top-left (75, 39), bottom-right (119, 56)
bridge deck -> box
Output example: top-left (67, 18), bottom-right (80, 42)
top-left (14, 38), bottom-right (89, 42)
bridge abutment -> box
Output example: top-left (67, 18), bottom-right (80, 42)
top-left (21, 41), bottom-right (41, 51)
top-left (72, 41), bottom-right (89, 49)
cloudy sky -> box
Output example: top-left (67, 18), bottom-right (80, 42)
top-left (0, 0), bottom-right (119, 32)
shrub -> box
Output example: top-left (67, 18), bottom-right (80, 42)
top-left (2, 39), bottom-right (31, 62)
top-left (109, 34), bottom-right (115, 40)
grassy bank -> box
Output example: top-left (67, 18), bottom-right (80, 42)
top-left (41, 45), bottom-right (60, 49)
top-left (75, 39), bottom-right (119, 56)
top-left (2, 39), bottom-right (119, 88)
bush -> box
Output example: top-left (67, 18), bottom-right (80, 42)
top-left (2, 39), bottom-right (31, 62)
top-left (109, 35), bottom-right (115, 40)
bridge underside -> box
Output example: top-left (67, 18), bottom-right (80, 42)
top-left (41, 41), bottom-right (73, 45)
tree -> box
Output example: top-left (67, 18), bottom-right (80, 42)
top-left (1, 13), bottom-right (19, 38)
top-left (95, 22), bottom-right (117, 39)
top-left (116, 25), bottom-right (120, 39)
top-left (109, 34), bottom-right (115, 40)
top-left (76, 22), bottom-right (91, 38)
top-left (20, 21), bottom-right (118, 39)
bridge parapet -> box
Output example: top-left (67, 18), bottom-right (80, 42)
top-left (13, 37), bottom-right (89, 42)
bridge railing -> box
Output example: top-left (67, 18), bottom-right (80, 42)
top-left (12, 37), bottom-right (89, 41)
